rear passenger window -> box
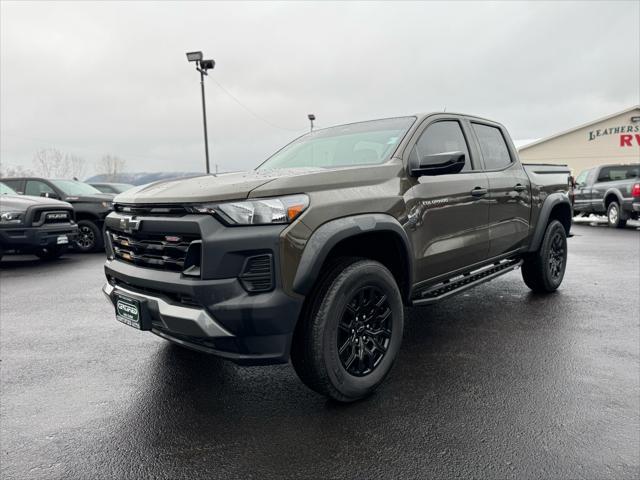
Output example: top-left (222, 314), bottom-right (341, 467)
top-left (410, 121), bottom-right (472, 171)
top-left (472, 123), bottom-right (512, 170)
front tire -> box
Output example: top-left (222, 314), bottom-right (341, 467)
top-left (291, 258), bottom-right (404, 402)
top-left (607, 201), bottom-right (627, 228)
top-left (75, 220), bottom-right (103, 252)
top-left (522, 219), bottom-right (567, 293)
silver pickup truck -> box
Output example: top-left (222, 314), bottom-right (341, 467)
top-left (573, 163), bottom-right (640, 227)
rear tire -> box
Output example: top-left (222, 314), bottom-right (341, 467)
top-left (291, 258), bottom-right (404, 402)
top-left (75, 220), bottom-right (103, 252)
top-left (36, 245), bottom-right (68, 260)
top-left (607, 201), bottom-right (627, 228)
top-left (522, 220), bottom-right (567, 293)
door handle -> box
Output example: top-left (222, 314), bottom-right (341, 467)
top-left (471, 187), bottom-right (488, 197)
top-left (514, 184), bottom-right (526, 192)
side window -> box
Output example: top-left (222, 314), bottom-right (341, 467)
top-left (472, 123), bottom-right (512, 170)
top-left (1, 179), bottom-right (23, 193)
top-left (25, 180), bottom-right (55, 196)
top-left (597, 167), bottom-right (611, 182)
top-left (597, 166), bottom-right (637, 182)
top-left (410, 121), bottom-right (472, 172)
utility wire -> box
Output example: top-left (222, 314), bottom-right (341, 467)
top-left (207, 76), bottom-right (307, 133)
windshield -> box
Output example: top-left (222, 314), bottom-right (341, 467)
top-left (50, 180), bottom-right (102, 196)
top-left (257, 117), bottom-right (416, 170)
top-left (109, 183), bottom-right (135, 193)
top-left (0, 182), bottom-right (18, 195)
top-left (93, 183), bottom-right (134, 193)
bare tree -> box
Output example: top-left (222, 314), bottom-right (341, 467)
top-left (30, 149), bottom-right (87, 179)
top-left (0, 164), bottom-right (34, 178)
top-left (33, 149), bottom-right (66, 178)
top-left (96, 154), bottom-right (126, 181)
top-left (66, 154), bottom-right (86, 179)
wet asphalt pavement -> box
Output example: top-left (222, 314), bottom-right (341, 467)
top-left (1, 222), bottom-right (639, 479)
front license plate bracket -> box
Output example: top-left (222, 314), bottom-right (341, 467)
top-left (114, 294), bottom-right (152, 330)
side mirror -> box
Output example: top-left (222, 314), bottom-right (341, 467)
top-left (411, 151), bottom-right (466, 177)
top-left (41, 192), bottom-right (60, 200)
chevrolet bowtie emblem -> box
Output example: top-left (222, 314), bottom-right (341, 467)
top-left (119, 216), bottom-right (141, 233)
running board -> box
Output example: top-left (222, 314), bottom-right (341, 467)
top-left (412, 258), bottom-right (523, 306)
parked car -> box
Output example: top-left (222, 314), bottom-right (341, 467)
top-left (573, 163), bottom-right (640, 227)
top-left (0, 181), bottom-right (78, 261)
top-left (1, 178), bottom-right (114, 252)
top-left (101, 113), bottom-right (572, 402)
top-left (90, 182), bottom-right (135, 194)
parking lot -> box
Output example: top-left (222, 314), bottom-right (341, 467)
top-left (1, 223), bottom-right (638, 479)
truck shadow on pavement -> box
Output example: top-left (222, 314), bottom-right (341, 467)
top-left (77, 277), bottom-right (578, 478)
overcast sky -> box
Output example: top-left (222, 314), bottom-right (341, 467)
top-left (1, 1), bottom-right (639, 177)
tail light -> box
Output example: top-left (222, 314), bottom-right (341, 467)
top-left (632, 183), bottom-right (640, 198)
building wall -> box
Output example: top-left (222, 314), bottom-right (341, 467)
top-left (518, 107), bottom-right (640, 174)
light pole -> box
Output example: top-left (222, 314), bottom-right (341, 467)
top-left (186, 51), bottom-right (216, 174)
top-left (308, 113), bottom-right (316, 132)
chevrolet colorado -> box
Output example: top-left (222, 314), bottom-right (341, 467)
top-left (102, 113), bottom-right (572, 401)
top-left (572, 163), bottom-right (640, 227)
top-left (0, 181), bottom-right (78, 261)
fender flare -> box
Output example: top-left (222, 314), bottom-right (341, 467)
top-left (602, 188), bottom-right (624, 209)
top-left (527, 192), bottom-right (572, 252)
top-left (292, 214), bottom-right (413, 297)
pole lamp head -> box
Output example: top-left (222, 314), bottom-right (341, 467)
top-left (200, 59), bottom-right (215, 71)
top-left (186, 51), bottom-right (203, 62)
top-left (308, 114), bottom-right (316, 121)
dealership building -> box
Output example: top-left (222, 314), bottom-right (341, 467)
top-left (518, 105), bottom-right (640, 174)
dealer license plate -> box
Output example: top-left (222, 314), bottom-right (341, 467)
top-left (115, 295), bottom-right (142, 329)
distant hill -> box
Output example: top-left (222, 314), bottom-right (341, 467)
top-left (85, 171), bottom-right (204, 186)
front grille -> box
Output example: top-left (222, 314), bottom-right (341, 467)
top-left (114, 204), bottom-right (189, 216)
top-left (43, 211), bottom-right (72, 224)
top-left (33, 209), bottom-right (72, 225)
top-left (109, 230), bottom-right (200, 272)
top-left (239, 254), bottom-right (274, 292)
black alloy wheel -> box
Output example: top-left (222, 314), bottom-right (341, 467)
top-left (75, 220), bottom-right (103, 252)
top-left (337, 285), bottom-right (393, 377)
top-left (548, 230), bottom-right (565, 281)
top-left (77, 225), bottom-right (95, 250)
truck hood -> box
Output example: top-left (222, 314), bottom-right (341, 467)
top-left (64, 194), bottom-right (115, 203)
top-left (0, 195), bottom-right (73, 212)
top-left (114, 165), bottom-right (403, 204)
top-left (114, 169), bottom-right (332, 204)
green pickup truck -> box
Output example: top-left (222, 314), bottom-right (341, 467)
top-left (102, 113), bottom-right (572, 401)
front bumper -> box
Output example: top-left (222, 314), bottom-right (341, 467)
top-left (102, 212), bottom-right (304, 365)
top-left (0, 224), bottom-right (78, 251)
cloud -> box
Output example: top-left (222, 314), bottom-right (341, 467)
top-left (1, 1), bottom-right (638, 176)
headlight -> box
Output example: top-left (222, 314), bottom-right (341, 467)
top-left (0, 211), bottom-right (24, 224)
top-left (101, 201), bottom-right (113, 208)
top-left (191, 194), bottom-right (309, 225)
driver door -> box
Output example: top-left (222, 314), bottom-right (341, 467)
top-left (403, 117), bottom-right (490, 284)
